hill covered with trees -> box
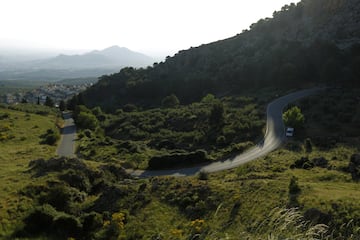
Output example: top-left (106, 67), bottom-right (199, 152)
top-left (80, 0), bottom-right (360, 111)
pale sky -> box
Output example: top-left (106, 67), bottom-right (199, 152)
top-left (0, 0), bottom-right (299, 58)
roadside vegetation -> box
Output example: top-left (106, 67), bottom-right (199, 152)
top-left (74, 93), bottom-right (266, 169)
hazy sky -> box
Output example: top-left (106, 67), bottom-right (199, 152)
top-left (0, 0), bottom-right (299, 58)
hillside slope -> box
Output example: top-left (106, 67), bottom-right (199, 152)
top-left (81, 0), bottom-right (360, 110)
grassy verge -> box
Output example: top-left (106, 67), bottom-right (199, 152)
top-left (0, 106), bottom-right (59, 236)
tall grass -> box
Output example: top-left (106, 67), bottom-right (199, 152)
top-left (250, 208), bottom-right (329, 240)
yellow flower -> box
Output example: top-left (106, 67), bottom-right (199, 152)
top-left (112, 212), bottom-right (125, 229)
top-left (171, 228), bottom-right (183, 237)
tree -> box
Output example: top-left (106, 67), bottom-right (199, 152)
top-left (201, 94), bottom-right (216, 104)
top-left (209, 102), bottom-right (225, 126)
top-left (283, 106), bottom-right (304, 129)
top-left (76, 112), bottom-right (98, 130)
top-left (161, 94), bottom-right (180, 108)
top-left (44, 96), bottom-right (54, 107)
top-left (59, 100), bottom-right (66, 111)
top-left (67, 96), bottom-right (78, 111)
top-left (131, 153), bottom-right (146, 169)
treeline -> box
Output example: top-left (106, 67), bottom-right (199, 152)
top-left (78, 0), bottom-right (360, 111)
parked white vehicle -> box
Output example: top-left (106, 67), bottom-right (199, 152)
top-left (286, 127), bottom-right (294, 137)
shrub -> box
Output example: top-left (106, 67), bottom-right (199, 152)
top-left (216, 135), bottom-right (227, 147)
top-left (348, 153), bottom-right (360, 181)
top-left (82, 212), bottom-right (103, 233)
top-left (40, 128), bottom-right (60, 145)
top-left (161, 94), bottom-right (180, 108)
top-left (22, 204), bottom-right (57, 235)
top-left (198, 171), bottom-right (209, 180)
top-left (39, 185), bottom-right (73, 212)
top-left (148, 150), bottom-right (209, 170)
top-left (209, 102), bottom-right (225, 126)
top-left (283, 106), bottom-right (304, 129)
top-left (123, 104), bottom-right (137, 112)
top-left (76, 112), bottom-right (98, 130)
top-left (0, 113), bottom-right (10, 120)
top-left (52, 214), bottom-right (82, 238)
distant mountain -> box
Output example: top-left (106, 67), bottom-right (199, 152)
top-left (81, 0), bottom-right (360, 110)
top-left (0, 46), bottom-right (154, 81)
top-left (36, 46), bottom-right (154, 69)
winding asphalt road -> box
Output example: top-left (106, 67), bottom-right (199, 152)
top-left (128, 88), bottom-right (323, 178)
top-left (57, 112), bottom-right (76, 157)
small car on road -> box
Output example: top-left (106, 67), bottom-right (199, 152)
top-left (285, 127), bottom-right (294, 137)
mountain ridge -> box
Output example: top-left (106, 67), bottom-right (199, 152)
top-left (38, 45), bottom-right (154, 69)
top-left (80, 0), bottom-right (360, 111)
top-left (0, 46), bottom-right (155, 81)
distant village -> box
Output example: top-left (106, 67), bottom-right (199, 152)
top-left (1, 83), bottom-right (92, 106)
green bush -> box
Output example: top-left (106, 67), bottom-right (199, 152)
top-left (161, 94), bottom-right (180, 108)
top-left (22, 204), bottom-right (57, 235)
top-left (52, 214), bottom-right (82, 238)
top-left (76, 112), bottom-right (98, 130)
top-left (148, 150), bottom-right (209, 170)
top-left (283, 106), bottom-right (304, 129)
top-left (198, 171), bottom-right (209, 180)
top-left (40, 128), bottom-right (60, 145)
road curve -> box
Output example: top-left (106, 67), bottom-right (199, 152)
top-left (127, 88), bottom-right (323, 178)
top-left (57, 112), bottom-right (76, 157)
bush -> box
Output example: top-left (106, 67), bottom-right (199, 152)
top-left (82, 212), bottom-right (103, 234)
top-left (148, 150), bottom-right (209, 170)
top-left (198, 171), bottom-right (209, 180)
top-left (39, 185), bottom-right (73, 212)
top-left (290, 156), bottom-right (328, 169)
top-left (22, 204), bottom-right (57, 235)
top-left (123, 104), bottom-right (137, 112)
top-left (19, 204), bottom-right (82, 239)
top-left (0, 113), bottom-right (9, 120)
top-left (348, 153), bottom-right (360, 181)
top-left (76, 112), bottom-right (98, 130)
top-left (52, 214), bottom-right (82, 238)
top-left (216, 135), bottom-right (227, 147)
top-left (162, 94), bottom-right (180, 108)
top-left (40, 128), bottom-right (60, 145)
top-left (283, 106), bottom-right (304, 129)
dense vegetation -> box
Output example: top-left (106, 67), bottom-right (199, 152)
top-left (79, 0), bottom-right (360, 111)
top-left (74, 93), bottom-right (265, 169)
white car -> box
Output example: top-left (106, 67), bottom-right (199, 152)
top-left (286, 127), bottom-right (294, 137)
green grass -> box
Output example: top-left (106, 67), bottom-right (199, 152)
top-left (0, 107), bottom-right (58, 236)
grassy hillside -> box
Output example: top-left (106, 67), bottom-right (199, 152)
top-left (0, 106), bottom-right (60, 236)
